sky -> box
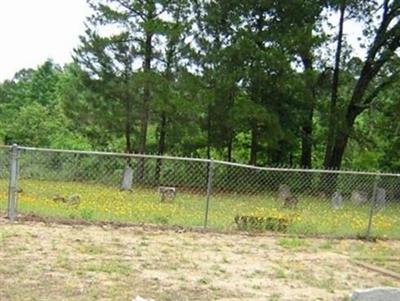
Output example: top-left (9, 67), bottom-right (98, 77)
top-left (0, 0), bottom-right (90, 81)
top-left (0, 1), bottom-right (366, 82)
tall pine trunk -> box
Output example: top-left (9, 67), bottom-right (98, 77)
top-left (121, 83), bottom-right (134, 191)
top-left (227, 131), bottom-right (233, 162)
top-left (137, 30), bottom-right (153, 182)
top-left (300, 53), bottom-right (315, 169)
top-left (300, 109), bottom-right (313, 168)
top-left (154, 41), bottom-right (174, 185)
top-left (327, 96), bottom-right (364, 169)
top-left (249, 126), bottom-right (258, 166)
top-left (320, 0), bottom-right (346, 196)
top-left (125, 95), bottom-right (133, 155)
top-left (324, 0), bottom-right (346, 169)
top-left (155, 112), bottom-right (167, 185)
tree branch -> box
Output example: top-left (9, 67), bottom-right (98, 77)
top-left (114, 0), bottom-right (146, 20)
top-left (363, 72), bottom-right (399, 107)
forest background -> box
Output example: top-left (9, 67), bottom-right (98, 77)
top-left (1, 0), bottom-right (400, 172)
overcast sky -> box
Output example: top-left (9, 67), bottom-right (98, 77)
top-left (0, 1), bottom-right (365, 82)
top-left (0, 0), bottom-right (90, 81)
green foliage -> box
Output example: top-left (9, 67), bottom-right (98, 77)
top-left (277, 238), bottom-right (309, 250)
top-left (234, 215), bottom-right (290, 232)
top-left (0, 0), bottom-right (400, 172)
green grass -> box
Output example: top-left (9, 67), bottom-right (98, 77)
top-left (347, 241), bottom-right (400, 274)
top-left (1, 179), bottom-right (400, 239)
top-left (277, 237), bottom-right (309, 250)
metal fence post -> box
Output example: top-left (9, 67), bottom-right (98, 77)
top-left (7, 144), bottom-right (19, 221)
top-left (366, 174), bottom-right (379, 239)
top-left (204, 159), bottom-right (214, 229)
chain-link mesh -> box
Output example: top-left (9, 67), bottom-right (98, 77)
top-left (368, 175), bottom-right (400, 239)
top-left (16, 148), bottom-right (209, 227)
top-left (2, 145), bottom-right (400, 238)
top-left (211, 161), bottom-right (400, 238)
top-left (0, 146), bottom-right (10, 213)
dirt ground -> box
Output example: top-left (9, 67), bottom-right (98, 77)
top-left (0, 217), bottom-right (399, 301)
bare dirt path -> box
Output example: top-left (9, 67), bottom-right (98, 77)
top-left (0, 217), bottom-right (398, 301)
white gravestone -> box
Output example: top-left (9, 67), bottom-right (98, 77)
top-left (331, 191), bottom-right (343, 209)
top-left (278, 184), bottom-right (292, 201)
top-left (374, 188), bottom-right (387, 212)
top-left (121, 166), bottom-right (133, 190)
top-left (351, 190), bottom-right (369, 205)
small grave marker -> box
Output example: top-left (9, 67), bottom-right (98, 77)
top-left (158, 186), bottom-right (176, 202)
top-left (121, 166), bottom-right (133, 190)
top-left (278, 184), bottom-right (298, 208)
top-left (351, 190), bottom-right (369, 205)
top-left (331, 191), bottom-right (343, 209)
top-left (375, 187), bottom-right (386, 212)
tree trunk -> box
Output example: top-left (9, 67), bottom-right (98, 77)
top-left (324, 0), bottom-right (346, 168)
top-left (320, 100), bottom-right (361, 196)
top-left (155, 112), bottom-right (167, 185)
top-left (301, 108), bottom-right (313, 168)
top-left (300, 53), bottom-right (315, 169)
top-left (154, 37), bottom-right (174, 185)
top-left (121, 92), bottom-right (134, 191)
top-left (320, 1), bottom-right (400, 194)
top-left (327, 104), bottom-right (361, 169)
top-left (125, 97), bottom-right (133, 154)
top-left (227, 131), bottom-right (233, 162)
top-left (139, 32), bottom-right (153, 154)
top-left (301, 105), bottom-right (314, 193)
top-left (206, 104), bottom-right (212, 160)
top-left (324, 2), bottom-right (400, 169)
top-left (137, 30), bottom-right (153, 182)
top-left (249, 126), bottom-right (258, 166)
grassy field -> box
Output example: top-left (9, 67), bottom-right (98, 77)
top-left (0, 218), bottom-right (399, 301)
top-left (0, 179), bottom-right (399, 239)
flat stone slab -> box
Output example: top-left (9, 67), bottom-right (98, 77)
top-left (351, 287), bottom-right (400, 301)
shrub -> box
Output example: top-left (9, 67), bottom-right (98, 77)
top-left (234, 215), bottom-right (290, 232)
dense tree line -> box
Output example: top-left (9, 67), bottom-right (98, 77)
top-left (1, 0), bottom-right (400, 172)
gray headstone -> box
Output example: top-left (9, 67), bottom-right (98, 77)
top-left (278, 184), bottom-right (292, 201)
top-left (158, 186), bottom-right (176, 202)
top-left (351, 190), bottom-right (369, 205)
top-left (375, 187), bottom-right (386, 212)
top-left (331, 191), bottom-right (343, 209)
top-left (351, 287), bottom-right (400, 301)
top-left (121, 166), bottom-right (133, 190)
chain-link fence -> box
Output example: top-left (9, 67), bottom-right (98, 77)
top-left (1, 144), bottom-right (400, 239)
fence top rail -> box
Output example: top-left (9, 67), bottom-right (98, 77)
top-left (15, 145), bottom-right (212, 163)
top-left (213, 160), bottom-right (400, 177)
top-left (1, 144), bottom-right (399, 177)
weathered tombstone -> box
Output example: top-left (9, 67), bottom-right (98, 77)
top-left (158, 186), bottom-right (176, 202)
top-left (278, 184), bottom-right (298, 208)
top-left (331, 191), bottom-right (343, 209)
top-left (278, 184), bottom-right (291, 201)
top-left (374, 187), bottom-right (386, 212)
top-left (351, 190), bottom-right (369, 205)
top-left (351, 287), bottom-right (400, 301)
top-left (121, 165), bottom-right (133, 190)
